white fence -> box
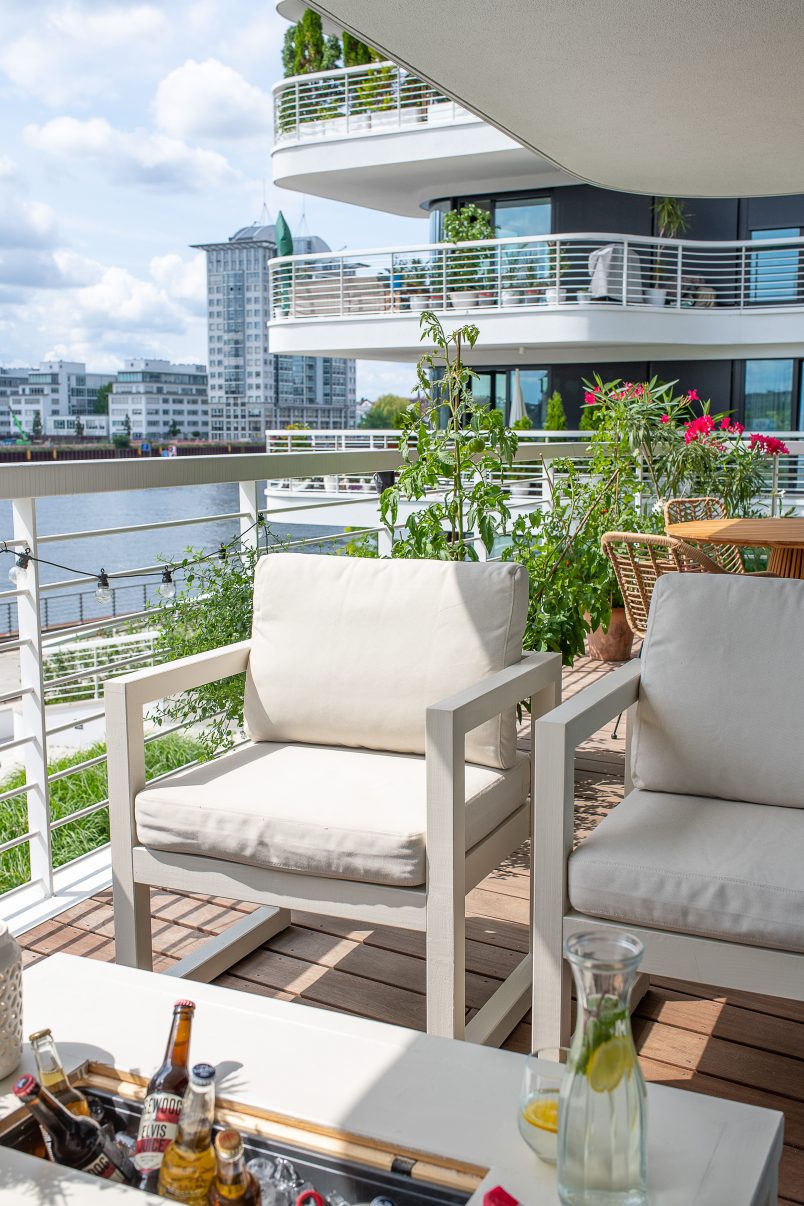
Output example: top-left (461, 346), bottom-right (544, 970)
top-left (273, 61), bottom-right (473, 144)
top-left (269, 231), bottom-right (804, 320)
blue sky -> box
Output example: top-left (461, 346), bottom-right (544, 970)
top-left (0, 1), bottom-right (426, 397)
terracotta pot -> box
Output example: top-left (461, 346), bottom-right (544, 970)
top-left (585, 607), bottom-right (634, 662)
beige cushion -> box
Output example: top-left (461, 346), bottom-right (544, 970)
top-left (244, 554), bottom-right (528, 770)
top-left (568, 788), bottom-right (804, 953)
top-left (135, 742), bottom-right (530, 887)
top-left (631, 574), bottom-right (804, 807)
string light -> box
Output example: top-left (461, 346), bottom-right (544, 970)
top-left (95, 570), bottom-right (113, 606)
top-left (0, 516), bottom-right (270, 609)
top-left (8, 548), bottom-right (30, 587)
top-left (158, 567), bottom-right (176, 601)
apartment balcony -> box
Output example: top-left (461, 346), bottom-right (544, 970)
top-left (267, 232), bottom-right (804, 363)
top-left (272, 62), bottom-right (568, 217)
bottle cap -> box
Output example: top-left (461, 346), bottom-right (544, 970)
top-left (28, 1029), bottom-right (52, 1043)
top-left (191, 1063), bottom-right (216, 1083)
top-left (174, 999), bottom-right (196, 1010)
top-left (215, 1129), bottom-right (242, 1155)
top-left (14, 1074), bottom-right (38, 1101)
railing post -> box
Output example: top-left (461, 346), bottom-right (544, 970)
top-left (377, 528), bottom-right (393, 556)
top-left (396, 66), bottom-right (401, 129)
top-left (339, 256), bottom-right (344, 317)
top-left (622, 239), bottom-right (628, 306)
top-left (294, 80), bottom-right (300, 137)
top-left (497, 243), bottom-right (502, 307)
top-left (345, 72), bottom-right (350, 133)
top-left (13, 497), bottom-right (53, 900)
top-left (676, 242), bottom-right (683, 309)
top-left (442, 247), bottom-right (447, 310)
top-left (556, 238), bottom-right (561, 303)
top-left (390, 251), bottom-right (396, 312)
top-left (239, 480), bottom-right (259, 551)
top-left (740, 245), bottom-right (747, 309)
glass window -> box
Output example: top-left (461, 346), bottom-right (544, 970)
top-left (749, 228), bottom-right (800, 303)
top-left (744, 359), bottom-right (794, 430)
top-left (494, 198), bottom-right (551, 240)
top-left (512, 369), bottom-right (549, 427)
top-left (471, 371), bottom-right (507, 413)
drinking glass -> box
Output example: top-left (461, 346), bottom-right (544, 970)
top-left (517, 1046), bottom-right (568, 1163)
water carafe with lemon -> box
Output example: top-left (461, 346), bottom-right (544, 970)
top-left (557, 931), bottom-right (647, 1206)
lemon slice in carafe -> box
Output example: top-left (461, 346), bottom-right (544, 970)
top-left (587, 1036), bottom-right (634, 1092)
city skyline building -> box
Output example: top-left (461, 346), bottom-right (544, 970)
top-left (1, 361), bottom-right (116, 439)
top-left (110, 359), bottom-right (209, 442)
top-left (193, 222), bottom-right (356, 440)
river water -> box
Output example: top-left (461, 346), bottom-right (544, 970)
top-left (0, 482), bottom-right (338, 633)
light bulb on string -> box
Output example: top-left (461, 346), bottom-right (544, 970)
top-left (8, 549), bottom-right (30, 587)
top-left (218, 543), bottom-right (228, 562)
top-left (95, 569), bottom-right (112, 606)
top-left (158, 567), bottom-right (176, 600)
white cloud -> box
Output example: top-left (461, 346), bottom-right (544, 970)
top-left (24, 117), bottom-right (239, 191)
top-left (0, 164), bottom-right (58, 250)
top-left (153, 58), bottom-right (272, 142)
top-left (0, 3), bottom-right (167, 106)
top-left (356, 360), bottom-right (418, 401)
top-left (150, 252), bottom-right (207, 310)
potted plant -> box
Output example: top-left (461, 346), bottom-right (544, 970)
top-left (649, 197), bottom-right (689, 306)
top-left (399, 70), bottom-right (425, 126)
top-left (403, 258), bottom-right (430, 312)
top-left (443, 204), bottom-right (495, 308)
top-left (543, 242), bottom-right (569, 305)
top-left (501, 255), bottom-right (524, 305)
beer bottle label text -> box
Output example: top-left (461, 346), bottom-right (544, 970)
top-left (80, 1150), bottom-right (128, 1182)
top-left (134, 1091), bottom-right (184, 1170)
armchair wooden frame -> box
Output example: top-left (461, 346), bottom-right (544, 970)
top-left (531, 659), bottom-right (804, 1055)
top-left (107, 641), bottom-right (562, 1045)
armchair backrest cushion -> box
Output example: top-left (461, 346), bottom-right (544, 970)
top-left (631, 574), bottom-right (804, 807)
top-left (244, 553), bottom-right (529, 769)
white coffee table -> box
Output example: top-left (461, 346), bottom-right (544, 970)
top-left (0, 955), bottom-right (783, 1204)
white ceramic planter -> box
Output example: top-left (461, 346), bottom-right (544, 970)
top-left (576, 291), bottom-right (592, 305)
top-left (0, 922), bottom-right (22, 1079)
top-left (646, 287), bottom-right (667, 307)
top-left (544, 287), bottom-right (567, 305)
top-left (448, 291), bottom-right (479, 308)
top-left (370, 110), bottom-right (398, 130)
top-left (409, 295), bottom-right (429, 313)
top-left (347, 113), bottom-right (371, 133)
top-left (501, 288), bottom-right (525, 306)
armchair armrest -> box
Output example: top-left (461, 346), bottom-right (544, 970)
top-left (104, 640), bottom-right (251, 710)
top-left (426, 651), bottom-right (562, 739)
top-left (537, 657), bottom-right (641, 751)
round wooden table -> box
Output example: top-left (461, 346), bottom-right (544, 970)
top-left (665, 517), bottom-right (804, 578)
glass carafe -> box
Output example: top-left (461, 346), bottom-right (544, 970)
top-left (557, 930), bottom-right (648, 1206)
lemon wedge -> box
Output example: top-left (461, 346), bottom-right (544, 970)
top-left (587, 1036), bottom-right (633, 1092)
top-left (522, 1097), bottom-right (559, 1133)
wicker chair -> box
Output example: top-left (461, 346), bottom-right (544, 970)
top-left (602, 531), bottom-right (726, 640)
top-left (663, 496), bottom-right (745, 574)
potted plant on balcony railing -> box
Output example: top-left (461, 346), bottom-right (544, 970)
top-left (402, 258), bottom-right (430, 312)
top-left (648, 196), bottom-right (689, 306)
top-left (500, 254), bottom-right (525, 306)
top-left (542, 242), bottom-right (570, 305)
top-left (443, 204), bottom-right (496, 308)
top-left (399, 69), bottom-right (426, 126)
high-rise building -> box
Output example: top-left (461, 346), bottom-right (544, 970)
top-left (193, 223), bottom-right (356, 440)
top-left (110, 359), bottom-right (209, 441)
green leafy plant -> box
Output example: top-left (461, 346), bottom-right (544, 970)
top-left (545, 390), bottom-right (567, 431)
top-left (381, 311), bottom-right (517, 560)
top-left (359, 393), bottom-right (413, 429)
top-left (402, 257), bottom-right (429, 295)
top-left (653, 197), bottom-right (689, 286)
top-left (443, 204), bottom-right (496, 296)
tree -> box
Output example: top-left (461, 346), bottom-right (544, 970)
top-left (31, 412), bottom-right (43, 439)
top-left (342, 32), bottom-right (379, 66)
top-left (293, 9), bottom-right (326, 74)
top-left (359, 393), bottom-right (413, 429)
top-left (113, 413), bottom-right (131, 450)
top-left (281, 24), bottom-right (296, 76)
top-left (94, 382), bottom-right (112, 415)
top-left (167, 419), bottom-right (181, 438)
top-left (74, 416), bottom-right (84, 438)
top-left (545, 390), bottom-right (568, 431)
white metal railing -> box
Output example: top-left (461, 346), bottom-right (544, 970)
top-left (273, 61), bottom-right (473, 145)
top-left (268, 231), bottom-right (804, 320)
top-left (0, 437), bottom-right (801, 933)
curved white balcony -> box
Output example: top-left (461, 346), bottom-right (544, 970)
top-left (272, 63), bottom-right (568, 218)
top-left (267, 232), bottom-right (804, 363)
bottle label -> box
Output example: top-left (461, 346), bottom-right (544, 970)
top-left (134, 1091), bottom-right (184, 1171)
top-left (80, 1148), bottom-right (128, 1182)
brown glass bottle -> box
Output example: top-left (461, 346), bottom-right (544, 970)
top-left (134, 997), bottom-right (195, 1182)
top-left (29, 1028), bottom-right (91, 1118)
top-left (158, 1062), bottom-right (217, 1204)
top-left (207, 1129), bottom-right (261, 1204)
top-left (13, 1074), bottom-right (137, 1185)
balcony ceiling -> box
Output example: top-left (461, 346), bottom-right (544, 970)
top-left (295, 0), bottom-right (804, 198)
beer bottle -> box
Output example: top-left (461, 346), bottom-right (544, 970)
top-left (134, 998), bottom-right (195, 1183)
top-left (208, 1129), bottom-right (261, 1204)
top-left (158, 1062), bottom-right (217, 1204)
top-left (29, 1029), bottom-right (91, 1118)
top-left (13, 1074), bottom-right (137, 1185)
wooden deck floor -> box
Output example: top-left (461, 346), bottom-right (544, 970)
top-left (17, 658), bottom-right (804, 1203)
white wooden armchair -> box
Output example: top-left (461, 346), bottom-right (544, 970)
top-left (107, 553), bottom-right (561, 1043)
top-left (532, 573), bottom-right (804, 1052)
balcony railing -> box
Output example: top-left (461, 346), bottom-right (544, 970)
top-left (269, 232), bottom-right (804, 320)
top-left (273, 61), bottom-right (472, 144)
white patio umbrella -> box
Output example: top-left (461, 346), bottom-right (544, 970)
top-left (509, 369), bottom-right (526, 426)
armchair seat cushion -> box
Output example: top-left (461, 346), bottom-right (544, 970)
top-left (135, 742), bottom-right (530, 887)
top-left (568, 789), bottom-right (804, 953)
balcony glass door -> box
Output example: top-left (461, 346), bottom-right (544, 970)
top-left (744, 359), bottom-right (795, 430)
top-left (749, 228), bottom-right (801, 303)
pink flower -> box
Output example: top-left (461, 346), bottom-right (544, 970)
top-left (687, 388), bottom-right (699, 402)
top-left (660, 414), bottom-right (671, 424)
top-left (719, 418), bottom-right (745, 436)
top-left (749, 433), bottom-right (789, 456)
top-left (584, 391), bottom-right (597, 405)
top-left (683, 414), bottom-right (715, 444)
